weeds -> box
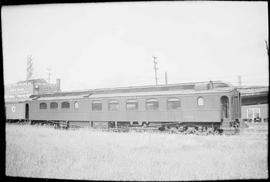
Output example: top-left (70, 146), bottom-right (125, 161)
top-left (5, 123), bottom-right (268, 180)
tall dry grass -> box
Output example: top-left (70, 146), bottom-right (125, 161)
top-left (6, 123), bottom-right (268, 180)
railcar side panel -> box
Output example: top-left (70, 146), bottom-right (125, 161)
top-left (5, 102), bottom-right (25, 120)
top-left (28, 99), bottom-right (91, 121)
top-left (27, 86), bottom-right (241, 128)
top-left (87, 91), bottom-right (235, 123)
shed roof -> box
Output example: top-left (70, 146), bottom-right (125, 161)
top-left (237, 87), bottom-right (268, 97)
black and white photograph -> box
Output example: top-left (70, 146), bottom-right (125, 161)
top-left (3, 1), bottom-right (268, 181)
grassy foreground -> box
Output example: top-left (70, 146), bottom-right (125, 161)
top-left (6, 123), bottom-right (268, 181)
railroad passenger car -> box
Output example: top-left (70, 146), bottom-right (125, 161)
top-left (25, 81), bottom-right (241, 133)
top-left (5, 101), bottom-right (29, 122)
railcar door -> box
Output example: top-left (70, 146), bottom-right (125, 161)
top-left (220, 96), bottom-right (229, 120)
top-left (25, 103), bottom-right (29, 120)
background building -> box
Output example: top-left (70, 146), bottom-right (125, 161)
top-left (237, 86), bottom-right (268, 122)
top-left (5, 78), bottom-right (61, 102)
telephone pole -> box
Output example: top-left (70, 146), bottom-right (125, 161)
top-left (237, 75), bottom-right (242, 87)
top-left (165, 72), bottom-right (168, 85)
top-left (153, 56), bottom-right (158, 85)
top-left (47, 67), bottom-right (52, 83)
top-left (26, 55), bottom-right (33, 81)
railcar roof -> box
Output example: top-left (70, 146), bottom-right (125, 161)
top-left (89, 87), bottom-right (235, 98)
top-left (30, 93), bottom-right (90, 101)
top-left (63, 80), bottom-right (232, 93)
top-left (29, 90), bottom-right (92, 98)
top-left (30, 80), bottom-right (234, 99)
top-left (31, 87), bottom-right (235, 101)
top-left (30, 95), bottom-right (89, 101)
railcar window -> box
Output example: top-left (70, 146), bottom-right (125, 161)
top-left (74, 101), bottom-right (79, 109)
top-left (146, 98), bottom-right (159, 110)
top-left (197, 97), bottom-right (204, 106)
top-left (126, 99), bottom-right (138, 111)
top-left (61, 102), bottom-right (70, 109)
top-left (92, 100), bottom-right (102, 111)
top-left (108, 100), bottom-right (120, 111)
top-left (167, 98), bottom-right (181, 110)
top-left (40, 103), bottom-right (47, 109)
top-left (50, 102), bottom-right (58, 109)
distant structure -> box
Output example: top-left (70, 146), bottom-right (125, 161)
top-left (237, 75), bottom-right (242, 87)
top-left (26, 55), bottom-right (34, 81)
top-left (47, 67), bottom-right (52, 83)
top-left (5, 55), bottom-right (61, 102)
top-left (237, 86), bottom-right (268, 123)
top-left (165, 72), bottom-right (168, 85)
top-left (153, 56), bottom-right (158, 85)
top-left (4, 78), bottom-right (61, 102)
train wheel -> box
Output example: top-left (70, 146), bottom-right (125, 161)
top-left (213, 130), bottom-right (219, 135)
top-left (169, 127), bottom-right (178, 134)
top-left (54, 123), bottom-right (60, 129)
top-left (177, 126), bottom-right (185, 133)
top-left (158, 125), bottom-right (165, 131)
top-left (142, 122), bottom-right (147, 128)
top-left (205, 127), bottom-right (213, 135)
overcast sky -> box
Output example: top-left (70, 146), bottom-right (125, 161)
top-left (2, 1), bottom-right (268, 91)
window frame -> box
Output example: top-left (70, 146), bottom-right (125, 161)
top-left (247, 108), bottom-right (260, 119)
top-left (108, 99), bottom-right (120, 111)
top-left (92, 100), bottom-right (102, 111)
top-left (167, 98), bottom-right (181, 110)
top-left (145, 98), bottom-right (159, 111)
top-left (61, 101), bottom-right (70, 109)
top-left (50, 102), bottom-right (58, 109)
top-left (126, 99), bottom-right (139, 111)
top-left (197, 97), bottom-right (204, 106)
top-left (39, 102), bottom-right (47, 109)
top-left (74, 101), bottom-right (79, 109)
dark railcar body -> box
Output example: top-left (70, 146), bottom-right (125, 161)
top-left (5, 101), bottom-right (27, 121)
top-left (27, 82), bottom-right (241, 130)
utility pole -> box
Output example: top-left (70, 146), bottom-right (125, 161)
top-left (47, 67), bottom-right (52, 83)
top-left (165, 72), bottom-right (168, 85)
top-left (237, 75), bottom-right (242, 87)
top-left (153, 56), bottom-right (158, 85)
top-left (26, 55), bottom-right (33, 81)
